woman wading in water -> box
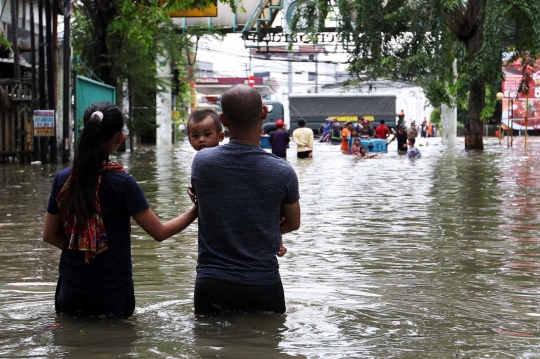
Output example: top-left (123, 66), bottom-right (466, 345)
top-left (42, 102), bottom-right (197, 318)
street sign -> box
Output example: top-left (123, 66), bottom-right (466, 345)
top-left (34, 110), bottom-right (55, 136)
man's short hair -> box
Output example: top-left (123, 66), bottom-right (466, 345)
top-left (380, 119), bottom-right (385, 124)
top-left (187, 109), bottom-right (222, 135)
top-left (298, 118), bottom-right (306, 127)
top-left (221, 84), bottom-right (262, 129)
top-left (408, 137), bottom-right (415, 145)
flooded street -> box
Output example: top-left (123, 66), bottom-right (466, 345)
top-left (1, 137), bottom-right (540, 358)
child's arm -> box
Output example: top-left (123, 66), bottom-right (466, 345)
top-left (277, 215), bottom-right (288, 256)
top-left (277, 238), bottom-right (288, 257)
top-left (133, 205), bottom-right (198, 242)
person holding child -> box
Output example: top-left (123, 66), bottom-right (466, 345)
top-left (190, 85), bottom-right (301, 316)
top-left (348, 128), bottom-right (360, 153)
top-left (42, 102), bottom-right (198, 318)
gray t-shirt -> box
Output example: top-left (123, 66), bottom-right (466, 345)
top-left (191, 141), bottom-right (300, 285)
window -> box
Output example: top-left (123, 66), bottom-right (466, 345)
top-left (308, 72), bottom-right (316, 81)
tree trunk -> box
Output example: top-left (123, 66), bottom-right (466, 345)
top-left (463, 15), bottom-right (484, 151)
top-left (464, 75), bottom-right (485, 150)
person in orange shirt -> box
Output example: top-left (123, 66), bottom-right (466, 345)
top-left (341, 122), bottom-right (352, 152)
top-left (427, 123), bottom-right (433, 137)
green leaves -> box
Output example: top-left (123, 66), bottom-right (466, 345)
top-left (0, 33), bottom-right (12, 52)
top-left (291, 0), bottom-right (540, 130)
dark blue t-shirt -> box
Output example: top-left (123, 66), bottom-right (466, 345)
top-left (191, 142), bottom-right (300, 285)
top-left (269, 130), bottom-right (289, 158)
top-left (47, 167), bottom-right (149, 294)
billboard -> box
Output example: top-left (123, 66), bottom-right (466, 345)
top-left (501, 56), bottom-right (540, 130)
top-left (161, 0), bottom-right (217, 17)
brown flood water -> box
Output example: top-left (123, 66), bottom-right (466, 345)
top-left (1, 137), bottom-right (540, 358)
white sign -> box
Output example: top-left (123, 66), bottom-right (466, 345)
top-left (34, 110), bottom-right (55, 136)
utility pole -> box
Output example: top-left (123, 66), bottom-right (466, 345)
top-left (30, 0), bottom-right (38, 160)
top-left (38, 0), bottom-right (47, 163)
top-left (288, 49), bottom-right (293, 97)
top-left (45, 0), bottom-right (57, 163)
top-left (10, 0), bottom-right (20, 78)
top-left (315, 53), bottom-right (318, 93)
top-left (62, 0), bottom-right (71, 163)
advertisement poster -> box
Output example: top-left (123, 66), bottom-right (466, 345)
top-left (34, 110), bottom-right (55, 136)
top-left (501, 56), bottom-right (540, 130)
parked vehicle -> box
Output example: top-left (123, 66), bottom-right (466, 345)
top-left (260, 94), bottom-right (398, 135)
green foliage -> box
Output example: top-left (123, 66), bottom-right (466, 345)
top-left (0, 33), bottom-right (11, 52)
top-left (290, 0), bottom-right (540, 145)
top-left (430, 108), bottom-right (441, 124)
top-left (72, 0), bottom-right (230, 139)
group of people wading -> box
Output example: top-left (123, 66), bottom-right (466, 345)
top-left (43, 85), bottom-right (300, 318)
top-left (319, 116), bottom-right (426, 159)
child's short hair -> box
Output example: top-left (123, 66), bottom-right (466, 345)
top-left (408, 136), bottom-right (415, 145)
top-left (187, 109), bottom-right (222, 135)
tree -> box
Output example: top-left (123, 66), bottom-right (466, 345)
top-left (292, 0), bottom-right (540, 149)
top-left (71, 0), bottom-right (231, 142)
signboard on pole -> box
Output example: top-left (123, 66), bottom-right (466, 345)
top-left (34, 110), bottom-right (55, 136)
top-left (501, 56), bottom-right (540, 130)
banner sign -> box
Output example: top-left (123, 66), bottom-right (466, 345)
top-left (34, 110), bottom-right (55, 136)
top-left (245, 32), bottom-right (353, 46)
top-left (501, 56), bottom-right (540, 129)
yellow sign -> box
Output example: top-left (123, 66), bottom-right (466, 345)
top-left (161, 0), bottom-right (218, 17)
top-left (172, 110), bottom-right (180, 120)
top-left (363, 116), bottom-right (375, 122)
top-left (330, 116), bottom-right (358, 122)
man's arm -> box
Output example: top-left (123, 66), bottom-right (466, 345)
top-left (281, 201), bottom-right (300, 234)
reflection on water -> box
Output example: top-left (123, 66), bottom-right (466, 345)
top-left (1, 137), bottom-right (540, 358)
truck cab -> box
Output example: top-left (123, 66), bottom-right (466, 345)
top-left (261, 100), bottom-right (285, 134)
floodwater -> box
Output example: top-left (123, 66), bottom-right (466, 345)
top-left (1, 136), bottom-right (540, 358)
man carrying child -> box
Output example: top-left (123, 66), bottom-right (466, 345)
top-left (190, 84), bottom-right (301, 316)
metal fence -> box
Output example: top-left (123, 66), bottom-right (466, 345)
top-left (0, 79), bottom-right (34, 163)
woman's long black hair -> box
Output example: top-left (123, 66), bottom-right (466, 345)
top-left (66, 102), bottom-right (124, 225)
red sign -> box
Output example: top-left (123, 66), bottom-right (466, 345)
top-left (248, 75), bottom-right (255, 87)
top-left (502, 57), bottom-right (540, 99)
top-left (196, 77), bottom-right (269, 86)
